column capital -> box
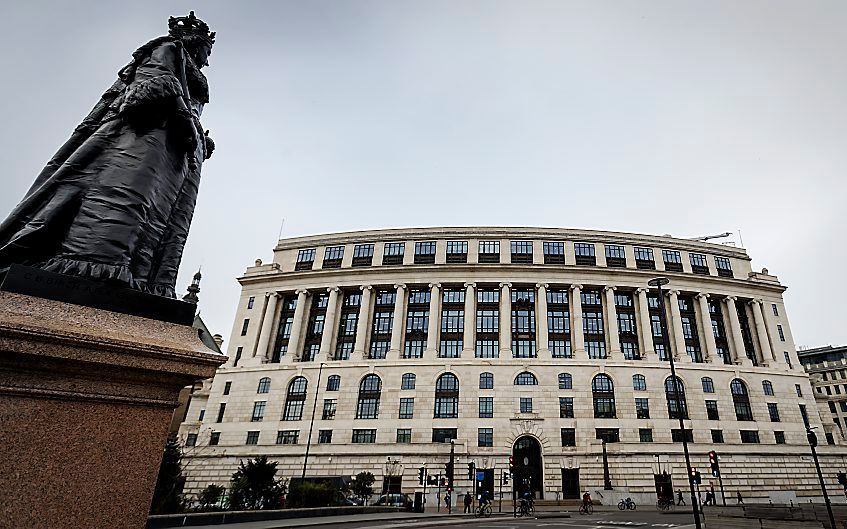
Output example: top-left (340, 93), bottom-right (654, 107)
top-left (360, 285), bottom-right (373, 292)
top-left (570, 284), bottom-right (583, 291)
top-left (636, 287), bottom-right (649, 294)
top-left (696, 292), bottom-right (709, 300)
top-left (327, 286), bottom-right (340, 294)
top-left (265, 291), bottom-right (281, 299)
top-left (499, 282), bottom-right (512, 289)
top-left (295, 288), bottom-right (309, 296)
top-left (464, 282), bottom-right (476, 289)
top-left (725, 295), bottom-right (738, 302)
top-left (394, 283), bottom-right (407, 290)
top-left (428, 283), bottom-right (441, 290)
top-left (748, 298), bottom-right (764, 307)
top-left (535, 283), bottom-right (549, 290)
top-left (667, 289), bottom-right (680, 296)
top-left (603, 285), bottom-right (616, 293)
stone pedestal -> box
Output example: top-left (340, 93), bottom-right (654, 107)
top-left (0, 292), bottom-right (226, 529)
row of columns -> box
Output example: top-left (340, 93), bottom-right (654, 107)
top-left (246, 283), bottom-right (781, 368)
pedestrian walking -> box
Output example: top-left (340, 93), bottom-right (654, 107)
top-left (704, 490), bottom-right (713, 506)
top-left (463, 491), bottom-right (472, 513)
top-left (676, 490), bottom-right (686, 506)
top-left (445, 491), bottom-right (452, 514)
top-left (736, 491), bottom-right (744, 505)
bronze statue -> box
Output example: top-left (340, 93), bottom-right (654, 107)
top-left (0, 12), bottom-right (215, 298)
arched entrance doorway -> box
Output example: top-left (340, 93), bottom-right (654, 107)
top-left (512, 436), bottom-right (544, 499)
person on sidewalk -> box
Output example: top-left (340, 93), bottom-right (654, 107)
top-left (463, 491), bottom-right (472, 513)
top-left (445, 491), bottom-right (452, 514)
top-left (704, 490), bottom-right (712, 506)
top-left (676, 490), bottom-right (686, 506)
top-left (736, 491), bottom-right (744, 505)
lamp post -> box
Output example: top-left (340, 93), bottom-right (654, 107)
top-left (301, 362), bottom-right (325, 482)
top-left (806, 428), bottom-right (836, 529)
top-left (649, 277), bottom-right (701, 529)
top-left (602, 439), bottom-right (613, 490)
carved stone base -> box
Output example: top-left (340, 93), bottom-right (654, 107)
top-left (0, 292), bottom-right (226, 529)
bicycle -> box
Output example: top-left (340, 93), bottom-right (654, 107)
top-left (579, 502), bottom-right (594, 515)
top-left (618, 497), bottom-right (636, 510)
top-left (515, 497), bottom-right (535, 517)
top-left (656, 498), bottom-right (675, 511)
top-left (475, 502), bottom-right (492, 518)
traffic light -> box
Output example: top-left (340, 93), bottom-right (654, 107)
top-left (689, 467), bottom-right (701, 485)
top-left (418, 466), bottom-right (426, 485)
top-left (807, 429), bottom-right (818, 448)
top-left (837, 471), bottom-right (847, 489)
top-left (509, 456), bottom-right (514, 473)
top-left (708, 450), bottom-right (720, 477)
top-left (440, 476), bottom-right (448, 487)
top-left (467, 462), bottom-right (475, 480)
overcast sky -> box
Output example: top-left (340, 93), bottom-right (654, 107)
top-left (1, 1), bottom-right (845, 348)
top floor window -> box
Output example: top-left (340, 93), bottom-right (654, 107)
top-left (408, 289), bottom-right (431, 305)
top-left (690, 253), bottom-right (709, 275)
top-left (479, 241), bottom-right (500, 263)
top-left (442, 288), bottom-right (465, 304)
top-left (414, 241), bottom-right (436, 264)
top-left (515, 372), bottom-right (538, 385)
top-left (295, 249), bottom-right (316, 271)
top-left (574, 243), bottom-right (596, 266)
top-left (352, 244), bottom-right (374, 267)
top-left (446, 241), bottom-right (468, 263)
top-left (510, 241), bottom-right (533, 263)
top-left (543, 241), bottom-right (565, 264)
top-left (715, 256), bottom-right (733, 278)
top-left (382, 242), bottom-right (405, 265)
top-left (477, 289), bottom-right (499, 304)
top-left (634, 247), bottom-right (655, 270)
top-left (605, 245), bottom-right (626, 267)
top-left (322, 246), bottom-right (344, 269)
top-left (662, 250), bottom-right (683, 272)
top-left (247, 296), bottom-right (255, 309)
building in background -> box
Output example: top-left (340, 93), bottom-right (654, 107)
top-left (799, 345), bottom-right (847, 445)
top-left (179, 227), bottom-right (843, 505)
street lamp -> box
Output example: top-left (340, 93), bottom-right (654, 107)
top-left (806, 427), bottom-right (836, 529)
top-left (648, 277), bottom-right (701, 529)
top-left (301, 362), bottom-right (325, 482)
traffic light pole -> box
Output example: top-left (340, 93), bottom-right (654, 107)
top-left (807, 429), bottom-right (836, 529)
top-left (499, 471), bottom-right (503, 513)
top-left (718, 473), bottom-right (726, 506)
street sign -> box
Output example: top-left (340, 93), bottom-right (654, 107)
top-left (476, 471), bottom-right (485, 481)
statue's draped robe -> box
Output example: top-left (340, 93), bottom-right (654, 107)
top-left (0, 37), bottom-right (208, 297)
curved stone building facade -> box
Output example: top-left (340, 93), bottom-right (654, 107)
top-left (180, 227), bottom-right (844, 505)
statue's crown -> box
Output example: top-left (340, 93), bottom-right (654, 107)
top-left (168, 11), bottom-right (215, 45)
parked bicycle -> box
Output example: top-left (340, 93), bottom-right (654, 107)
top-left (475, 502), bottom-right (492, 518)
top-left (656, 497), bottom-right (675, 511)
top-left (618, 497), bottom-right (637, 510)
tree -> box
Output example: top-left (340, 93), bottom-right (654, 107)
top-left (351, 471), bottom-right (375, 505)
top-left (196, 484), bottom-right (227, 511)
top-left (228, 456), bottom-right (285, 510)
top-left (286, 480), bottom-right (341, 508)
top-left (149, 435), bottom-right (187, 514)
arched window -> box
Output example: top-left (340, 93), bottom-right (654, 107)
top-left (434, 373), bottom-right (459, 418)
top-left (257, 377), bottom-right (271, 394)
top-left (282, 376), bottom-right (307, 421)
top-left (592, 374), bottom-right (616, 418)
top-left (515, 372), bottom-right (538, 385)
top-left (701, 377), bottom-right (715, 393)
top-left (559, 373), bottom-right (573, 390)
top-left (479, 372), bottom-right (494, 389)
top-left (731, 379), bottom-right (753, 421)
top-left (356, 374), bottom-right (382, 419)
top-left (762, 380), bottom-right (774, 396)
top-left (401, 373), bottom-right (416, 390)
top-left (665, 376), bottom-right (688, 419)
top-left (632, 374), bottom-right (647, 391)
top-left (326, 375), bottom-right (340, 391)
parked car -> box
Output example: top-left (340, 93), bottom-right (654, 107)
top-left (374, 493), bottom-right (412, 509)
top-left (343, 494), bottom-right (365, 506)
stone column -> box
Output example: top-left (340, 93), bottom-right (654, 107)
top-left (283, 289), bottom-right (308, 364)
top-left (253, 292), bottom-right (280, 362)
top-left (750, 299), bottom-right (774, 366)
top-left (760, 300), bottom-right (782, 366)
top-left (696, 293), bottom-right (717, 363)
top-left (425, 283), bottom-right (441, 358)
top-left (462, 283), bottom-right (476, 356)
top-left (635, 288), bottom-right (655, 360)
top-left (570, 284), bottom-right (585, 357)
top-left (725, 296), bottom-right (751, 366)
top-left (388, 284), bottom-right (407, 359)
top-left (603, 286), bottom-right (623, 360)
top-left (535, 283), bottom-right (550, 357)
top-left (667, 290), bottom-right (690, 362)
top-left (499, 283), bottom-right (512, 357)
top-left (353, 285), bottom-right (373, 359)
top-left (319, 287), bottom-right (341, 360)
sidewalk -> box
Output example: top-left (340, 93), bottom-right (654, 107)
top-left (180, 511), bottom-right (498, 529)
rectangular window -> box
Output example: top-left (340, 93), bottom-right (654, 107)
top-left (671, 429), bottom-right (694, 443)
top-left (543, 241), bottom-right (565, 264)
top-left (772, 303), bottom-right (779, 317)
top-left (246, 431), bottom-right (260, 445)
top-left (223, 381), bottom-right (232, 395)
top-left (510, 241), bottom-right (533, 263)
top-left (715, 256), bottom-right (733, 277)
top-left (706, 400), bottom-right (720, 420)
top-left (639, 429), bottom-right (653, 443)
top-left (276, 430), bottom-right (299, 445)
top-left (596, 428), bottom-right (620, 443)
top-left (478, 428), bottom-right (494, 447)
top-left (796, 384), bottom-right (803, 397)
top-left (216, 403), bottom-right (226, 423)
top-left (185, 433), bottom-right (198, 447)
top-left (662, 250), bottom-right (683, 272)
top-left (401, 373), bottom-right (416, 390)
top-left (414, 241), bottom-right (436, 264)
top-left (740, 430), bottom-right (760, 444)
top-left (478, 241), bottom-right (500, 263)
top-left (775, 431), bottom-right (786, 444)
top-left (352, 429), bottom-right (377, 444)
top-left (479, 373), bottom-right (493, 389)
top-left (322, 246), bottom-right (344, 269)
top-left (634, 247), bottom-right (655, 269)
top-left (476, 289), bottom-right (500, 358)
top-left (446, 240), bottom-right (468, 263)
top-left (561, 428), bottom-right (576, 447)
top-left (322, 399), bottom-right (337, 420)
top-left (318, 430), bottom-right (332, 444)
top-left (382, 242), bottom-right (405, 265)
top-left (520, 397), bottom-right (533, 413)
top-left (295, 248), bottom-right (316, 271)
top-left (247, 296), bottom-right (255, 309)
top-left (559, 397), bottom-right (574, 418)
top-left (396, 428), bottom-right (412, 444)
top-left (198, 409), bottom-right (205, 421)
top-left (432, 428), bottom-right (457, 443)
top-left (479, 397), bottom-right (494, 418)
top-left (635, 398), bottom-right (650, 419)
top-left (399, 397), bottom-right (415, 419)
top-left (690, 252), bottom-right (709, 275)
top-left (768, 403), bottom-right (781, 422)
top-left (352, 243), bottom-right (374, 267)
top-left (605, 244), bottom-right (626, 267)
top-left (574, 243), bottom-right (596, 265)
top-left (711, 430), bottom-right (724, 443)
top-left (251, 401), bottom-right (266, 422)
top-left (777, 325), bottom-right (785, 341)
top-left (209, 431), bottom-right (220, 445)
top-left (240, 318), bottom-right (250, 336)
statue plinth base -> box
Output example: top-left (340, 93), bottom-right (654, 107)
top-left (0, 292), bottom-right (226, 529)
